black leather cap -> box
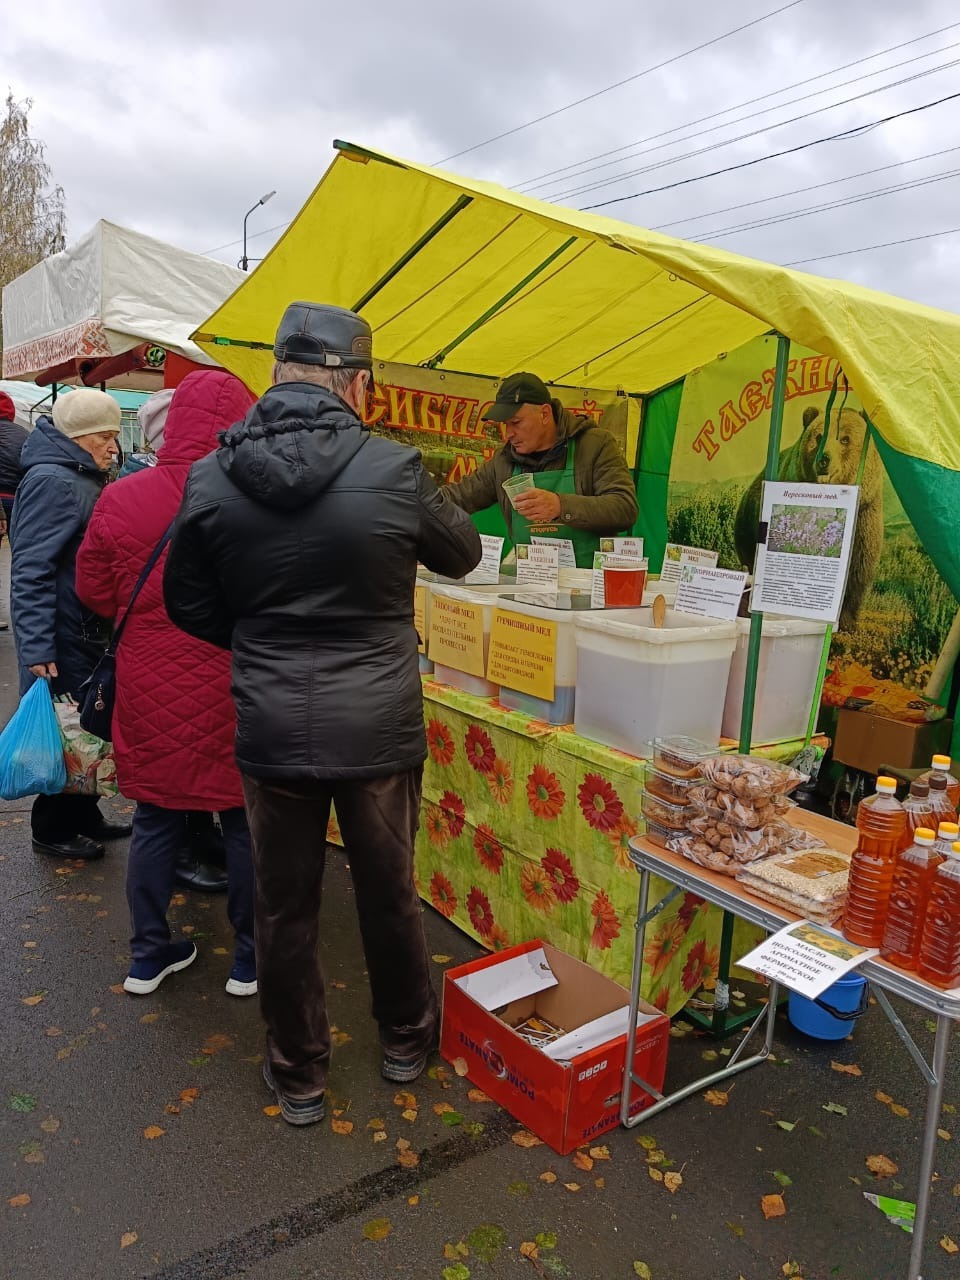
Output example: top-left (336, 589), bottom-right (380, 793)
top-left (273, 302), bottom-right (373, 369)
top-left (484, 371), bottom-right (552, 421)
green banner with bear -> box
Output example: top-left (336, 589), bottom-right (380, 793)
top-left (664, 334), bottom-right (956, 728)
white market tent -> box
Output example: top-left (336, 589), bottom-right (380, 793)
top-left (1, 220), bottom-right (242, 390)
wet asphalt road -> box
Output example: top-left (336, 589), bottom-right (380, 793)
top-left (1, 622), bottom-right (958, 1280)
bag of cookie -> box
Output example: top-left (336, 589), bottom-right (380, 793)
top-left (701, 754), bottom-right (807, 802)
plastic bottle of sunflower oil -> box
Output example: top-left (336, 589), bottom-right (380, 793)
top-left (918, 754), bottom-right (960, 810)
top-left (927, 772), bottom-right (958, 826)
top-left (917, 841), bottom-right (960, 988)
top-left (881, 828), bottom-right (944, 972)
top-left (902, 779), bottom-right (937, 846)
top-left (934, 820), bottom-right (960, 856)
top-left (842, 776), bottom-right (906, 947)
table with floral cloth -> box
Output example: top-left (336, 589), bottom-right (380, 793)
top-left (412, 680), bottom-right (775, 1017)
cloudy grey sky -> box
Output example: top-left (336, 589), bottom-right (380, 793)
top-left (5, 0), bottom-right (960, 311)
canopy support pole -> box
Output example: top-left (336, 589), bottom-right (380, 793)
top-left (738, 332), bottom-right (791, 754)
top-left (351, 196), bottom-right (473, 313)
top-left (425, 236), bottom-right (578, 368)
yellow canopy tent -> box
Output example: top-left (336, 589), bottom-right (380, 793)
top-left (194, 140), bottom-right (960, 603)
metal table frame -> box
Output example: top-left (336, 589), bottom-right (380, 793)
top-left (621, 838), bottom-right (959, 1280)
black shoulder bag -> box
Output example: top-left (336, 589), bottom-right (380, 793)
top-left (77, 522), bottom-right (175, 738)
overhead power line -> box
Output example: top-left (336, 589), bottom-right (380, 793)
top-left (556, 55), bottom-right (960, 203)
top-left (581, 89), bottom-right (960, 210)
top-left (433, 0), bottom-right (805, 165)
top-left (523, 29), bottom-right (960, 195)
top-left (787, 226), bottom-right (960, 265)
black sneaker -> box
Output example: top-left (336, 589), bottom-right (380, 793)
top-left (262, 1062), bottom-right (325, 1126)
top-left (123, 941), bottom-right (197, 995)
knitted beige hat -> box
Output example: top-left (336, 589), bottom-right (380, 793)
top-left (52, 389), bottom-right (121, 439)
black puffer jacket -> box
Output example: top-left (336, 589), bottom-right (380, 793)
top-left (0, 419), bottom-right (28, 496)
top-left (10, 417), bottom-right (111, 696)
top-left (163, 381), bottom-right (483, 780)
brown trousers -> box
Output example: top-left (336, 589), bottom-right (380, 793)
top-left (241, 767), bottom-right (438, 1098)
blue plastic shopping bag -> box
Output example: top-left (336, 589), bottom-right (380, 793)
top-left (0, 678), bottom-right (68, 800)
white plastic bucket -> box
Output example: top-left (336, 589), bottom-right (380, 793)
top-left (721, 617), bottom-right (829, 745)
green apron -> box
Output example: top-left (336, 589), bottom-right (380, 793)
top-left (509, 439), bottom-right (603, 569)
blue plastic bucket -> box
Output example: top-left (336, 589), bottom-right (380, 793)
top-left (787, 973), bottom-right (869, 1041)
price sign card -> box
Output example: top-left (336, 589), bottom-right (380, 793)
top-left (531, 535), bottom-right (576, 568)
top-left (516, 542), bottom-right (560, 589)
top-left (739, 920), bottom-right (877, 1000)
top-left (753, 481), bottom-right (859, 623)
top-left (675, 564), bottom-right (746, 620)
top-left (465, 534), bottom-right (504, 585)
top-left (428, 594), bottom-right (486, 677)
top-left (600, 535), bottom-right (644, 558)
top-left (659, 543), bottom-right (719, 584)
top-left (487, 608), bottom-right (558, 701)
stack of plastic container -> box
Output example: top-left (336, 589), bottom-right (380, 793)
top-left (640, 737), bottom-right (712, 849)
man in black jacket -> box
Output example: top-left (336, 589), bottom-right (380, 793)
top-left (0, 390), bottom-right (28, 630)
top-left (164, 302), bottom-right (482, 1125)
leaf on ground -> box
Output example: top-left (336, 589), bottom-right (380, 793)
top-left (572, 1152), bottom-right (594, 1172)
top-left (704, 1089), bottom-right (729, 1107)
top-left (633, 1265), bottom-right (653, 1279)
top-left (22, 1147), bottom-right (44, 1166)
top-left (944, 1103), bottom-right (957, 1114)
top-left (875, 1090), bottom-right (893, 1104)
top-left (564, 1182), bottom-right (581, 1192)
top-left (508, 1180), bottom-right (530, 1197)
top-left (396, 1137), bottom-right (410, 1151)
top-left (467, 1089), bottom-right (491, 1104)
top-left (331, 1030), bottom-right (352, 1047)
top-left (938, 1129), bottom-right (952, 1141)
top-left (940, 1236), bottom-right (959, 1255)
top-left (366, 1117), bottom-right (385, 1129)
top-left (143, 1125), bottom-right (164, 1140)
top-left (45, 1027), bottom-right (63, 1038)
top-left (179, 1088), bottom-right (199, 1106)
top-left (372, 1130), bottom-right (388, 1143)
top-left (452, 1057), bottom-right (469, 1076)
top-left (407, 1195), bottom-right (419, 1206)
top-left (139, 1013), bottom-right (159, 1025)
top-left (761, 1193), bottom-right (787, 1219)
top-left (119, 1232), bottom-right (137, 1249)
top-left (467, 1224), bottom-right (507, 1263)
top-left (890, 1103), bottom-right (910, 1118)
top-left (441, 1111), bottom-right (463, 1127)
top-left (212, 946), bottom-right (229, 956)
top-left (595, 1177), bottom-right (606, 1189)
top-left (776, 1120), bottom-right (797, 1131)
top-left (831, 1061), bottom-right (862, 1076)
top-left (401, 1109), bottom-right (418, 1123)
top-left (589, 1145), bottom-right (611, 1160)
top-left (636, 1134), bottom-right (659, 1149)
top-left (331, 1119), bottom-right (353, 1135)
top-left (781, 1264), bottom-right (803, 1277)
top-left (725, 1221), bottom-right (745, 1238)
top-left (39, 1116), bottom-right (60, 1134)
top-left (866, 1155), bottom-right (898, 1177)
top-left (393, 1091), bottom-right (417, 1109)
top-left (201, 1033), bottom-right (233, 1056)
top-left (21, 994), bottom-right (44, 1007)
top-left (263, 1105), bottom-right (281, 1118)
top-left (535, 1232), bottom-right (557, 1250)
top-left (822, 1103), bottom-right (847, 1116)
top-left (462, 1121), bottom-right (485, 1137)
top-left (444, 1241), bottom-right (469, 1260)
top-left (362, 1218), bottom-right (393, 1241)
top-left (539, 1170), bottom-right (557, 1183)
top-left (520, 1241), bottom-right (539, 1260)
top-left (701, 1049), bottom-right (719, 1062)
top-left (807, 1125), bottom-right (827, 1138)
top-left (434, 1101), bottom-right (455, 1115)
top-left (431, 954), bottom-right (452, 964)
top-left (397, 1149), bottom-right (419, 1168)
top-left (441, 1266), bottom-right (470, 1280)
top-left (773, 1170), bottom-right (793, 1188)
top-left (648, 1166), bottom-right (664, 1183)
top-left (664, 1172), bottom-right (683, 1194)
top-left (511, 1130), bottom-right (542, 1148)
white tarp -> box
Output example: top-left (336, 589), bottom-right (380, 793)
top-left (2, 220), bottom-right (243, 380)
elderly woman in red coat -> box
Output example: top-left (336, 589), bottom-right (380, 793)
top-left (76, 370), bottom-right (257, 997)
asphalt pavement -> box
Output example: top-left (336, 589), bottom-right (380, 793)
top-left (1, 620), bottom-right (958, 1280)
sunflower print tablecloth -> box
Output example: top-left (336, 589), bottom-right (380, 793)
top-left (413, 680), bottom-right (766, 1017)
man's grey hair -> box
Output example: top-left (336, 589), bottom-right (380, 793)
top-left (272, 360), bottom-right (357, 397)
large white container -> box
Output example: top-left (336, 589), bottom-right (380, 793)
top-left (427, 583), bottom-right (502, 697)
top-left (495, 595), bottom-right (646, 724)
top-left (574, 609), bottom-right (738, 755)
top-left (721, 616), bottom-right (830, 745)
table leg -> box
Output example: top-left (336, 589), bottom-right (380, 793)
top-left (620, 868), bottom-right (651, 1128)
top-left (907, 1015), bottom-right (953, 1280)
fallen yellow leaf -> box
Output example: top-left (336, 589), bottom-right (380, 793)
top-left (165, 1105), bottom-right (181, 1116)
top-left (511, 1130), bottom-right (542, 1148)
top-left (830, 1061), bottom-right (862, 1076)
top-left (202, 1033), bottom-right (233, 1056)
top-left (213, 946), bottom-right (229, 955)
top-left (39, 1116), bottom-right (60, 1134)
top-left (331, 1119), bottom-right (353, 1135)
top-left (539, 1171), bottom-right (557, 1183)
top-left (467, 1089), bottom-right (491, 1104)
top-left (452, 1057), bottom-right (469, 1076)
top-left (633, 1265), bottom-right (653, 1279)
top-left (520, 1241), bottom-right (539, 1260)
top-left (941, 1236), bottom-right (959, 1255)
top-left (120, 1232), bottom-right (137, 1249)
top-left (572, 1152), bottom-right (594, 1172)
top-left (890, 1103), bottom-right (910, 1118)
top-left (372, 1130), bottom-right (388, 1143)
top-left (393, 1091), bottom-right (417, 1109)
top-left (332, 1030), bottom-right (352, 1047)
top-left (407, 1195), bottom-right (419, 1206)
top-left (875, 1090), bottom-right (893, 1104)
top-left (263, 1105), bottom-right (281, 1117)
top-left (366, 1117), bottom-right (385, 1129)
top-left (443, 1242), bottom-right (469, 1260)
top-left (664, 1172), bottom-right (683, 1194)
top-left (179, 1088), bottom-right (199, 1105)
top-left (109, 984), bottom-right (125, 995)
top-left (938, 1129), bottom-right (952, 1141)
top-left (401, 1109), bottom-right (418, 1123)
top-left (397, 1149), bottom-right (419, 1168)
top-left (866, 1155), bottom-right (898, 1177)
top-left (142, 1126), bottom-right (165, 1140)
top-left (431, 954), bottom-right (452, 964)
top-left (648, 1166), bottom-right (664, 1183)
top-left (139, 1013), bottom-right (159, 1025)
top-left (23, 1150), bottom-right (44, 1165)
top-left (434, 1102), bottom-right (455, 1115)
top-left (761, 1193), bottom-right (786, 1219)
top-left (564, 1182), bottom-right (581, 1192)
top-left (361, 1217), bottom-right (393, 1242)
top-left (45, 1027), bottom-right (62, 1038)
top-left (21, 995), bottom-right (43, 1007)
top-left (396, 1137), bottom-right (410, 1151)
top-left (704, 1089), bottom-right (729, 1107)
top-left (8, 1194), bottom-right (30, 1208)
top-left (594, 1176), bottom-right (606, 1189)
top-left (589, 1145), bottom-right (611, 1160)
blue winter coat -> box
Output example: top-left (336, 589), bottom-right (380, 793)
top-left (10, 417), bottom-right (111, 696)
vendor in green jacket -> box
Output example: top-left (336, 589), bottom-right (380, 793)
top-left (444, 372), bottom-right (638, 568)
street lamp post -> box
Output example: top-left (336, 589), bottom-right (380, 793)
top-left (241, 190), bottom-right (277, 271)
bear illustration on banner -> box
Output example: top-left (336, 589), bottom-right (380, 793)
top-left (668, 334), bottom-right (955, 721)
top-left (733, 404), bottom-right (885, 630)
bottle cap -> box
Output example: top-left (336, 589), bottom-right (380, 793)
top-left (909, 780), bottom-right (930, 798)
top-left (953, 841), bottom-right (960, 855)
top-left (932, 754), bottom-right (952, 770)
top-left (938, 822), bottom-right (960, 837)
top-left (915, 828), bottom-right (936, 842)
top-left (930, 775), bottom-right (948, 790)
top-left (876, 776), bottom-right (897, 794)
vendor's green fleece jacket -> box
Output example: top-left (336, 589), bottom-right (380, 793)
top-left (444, 403), bottom-right (638, 538)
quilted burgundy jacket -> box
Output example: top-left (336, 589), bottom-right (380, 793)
top-left (75, 370), bottom-right (255, 809)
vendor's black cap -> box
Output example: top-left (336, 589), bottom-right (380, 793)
top-left (273, 301), bottom-right (373, 369)
top-left (484, 371), bottom-right (552, 422)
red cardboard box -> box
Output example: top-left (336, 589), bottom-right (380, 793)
top-left (441, 939), bottom-right (669, 1154)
